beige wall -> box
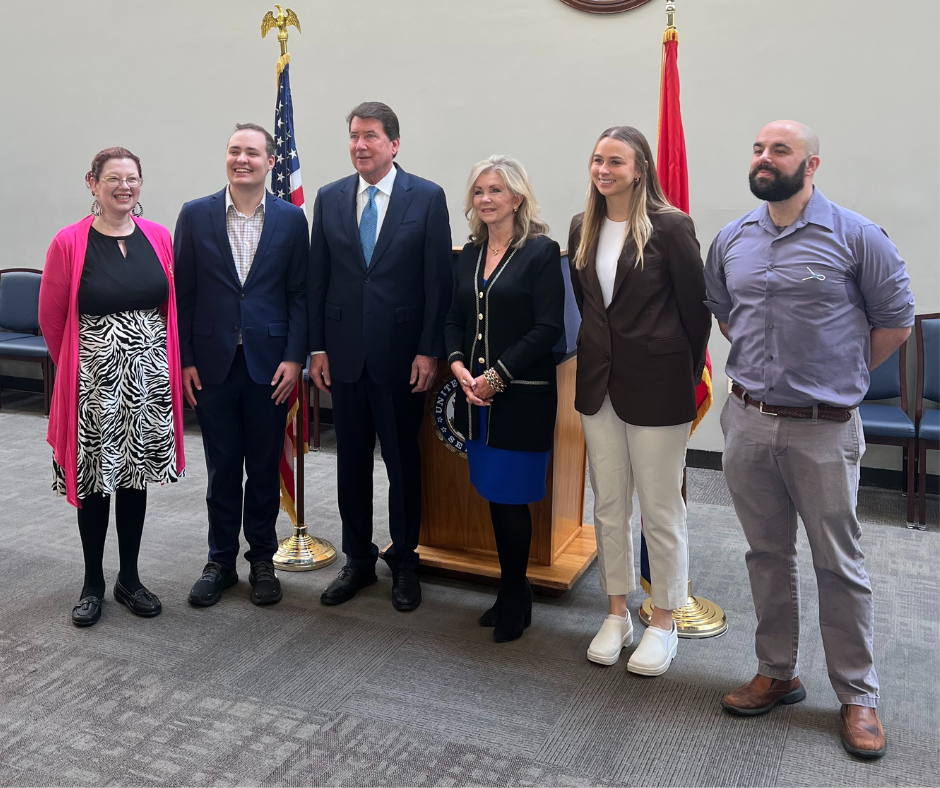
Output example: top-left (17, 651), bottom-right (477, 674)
top-left (2, 0), bottom-right (937, 471)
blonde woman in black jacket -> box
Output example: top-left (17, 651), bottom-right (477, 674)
top-left (445, 155), bottom-right (565, 642)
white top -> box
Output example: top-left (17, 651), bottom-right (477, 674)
top-left (311, 166), bottom-right (399, 357)
top-left (356, 165), bottom-right (397, 237)
top-left (596, 218), bottom-right (627, 308)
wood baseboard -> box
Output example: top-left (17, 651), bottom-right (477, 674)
top-left (406, 524), bottom-right (597, 598)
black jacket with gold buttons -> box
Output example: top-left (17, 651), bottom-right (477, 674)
top-left (444, 234), bottom-right (565, 452)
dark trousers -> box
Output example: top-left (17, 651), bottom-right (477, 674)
top-left (332, 369), bottom-right (426, 571)
top-left (194, 346), bottom-right (287, 570)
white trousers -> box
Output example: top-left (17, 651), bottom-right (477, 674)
top-left (581, 395), bottom-right (691, 610)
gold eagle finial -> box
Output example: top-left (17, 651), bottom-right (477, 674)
top-left (261, 5), bottom-right (301, 57)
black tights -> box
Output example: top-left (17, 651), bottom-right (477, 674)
top-left (489, 502), bottom-right (532, 588)
top-left (77, 487), bottom-right (147, 599)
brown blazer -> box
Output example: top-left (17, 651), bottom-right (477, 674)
top-left (568, 210), bottom-right (711, 426)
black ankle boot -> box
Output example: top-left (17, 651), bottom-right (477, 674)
top-left (478, 592), bottom-right (504, 627)
top-left (493, 580), bottom-right (532, 643)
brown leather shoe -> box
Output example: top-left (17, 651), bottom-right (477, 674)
top-left (721, 674), bottom-right (806, 716)
top-left (840, 705), bottom-right (886, 759)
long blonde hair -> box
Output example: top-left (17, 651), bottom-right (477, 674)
top-left (464, 155), bottom-right (549, 250)
top-left (573, 126), bottom-right (680, 270)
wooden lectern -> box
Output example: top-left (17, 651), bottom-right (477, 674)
top-left (412, 251), bottom-right (596, 596)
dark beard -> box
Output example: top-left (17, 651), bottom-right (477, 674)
top-left (749, 158), bottom-right (807, 202)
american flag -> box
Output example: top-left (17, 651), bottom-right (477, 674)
top-left (273, 61), bottom-right (307, 526)
top-left (272, 62), bottom-right (305, 211)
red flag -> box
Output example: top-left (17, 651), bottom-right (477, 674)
top-left (657, 23), bottom-right (712, 433)
top-left (640, 18), bottom-right (712, 596)
top-left (658, 30), bottom-right (689, 214)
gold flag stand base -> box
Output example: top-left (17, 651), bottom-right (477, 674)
top-left (274, 524), bottom-right (337, 572)
top-left (638, 593), bottom-right (728, 639)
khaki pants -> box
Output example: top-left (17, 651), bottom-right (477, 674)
top-left (720, 395), bottom-right (879, 706)
top-left (581, 395), bottom-right (692, 611)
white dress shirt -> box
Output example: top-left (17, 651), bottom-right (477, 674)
top-left (596, 218), bottom-right (627, 308)
top-left (312, 167), bottom-right (398, 357)
top-left (356, 165), bottom-right (397, 236)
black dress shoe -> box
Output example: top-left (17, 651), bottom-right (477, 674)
top-left (72, 596), bottom-right (102, 627)
top-left (320, 565), bottom-right (377, 606)
top-left (188, 562), bottom-right (238, 607)
top-left (113, 580), bottom-right (162, 617)
top-left (391, 568), bottom-right (421, 612)
top-left (249, 561), bottom-right (282, 605)
top-left (493, 580), bottom-right (532, 643)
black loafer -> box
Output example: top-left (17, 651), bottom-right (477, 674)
top-left (72, 596), bottom-right (102, 627)
top-left (188, 562), bottom-right (238, 607)
top-left (391, 568), bottom-right (421, 612)
top-left (114, 580), bottom-right (162, 617)
top-left (248, 561), bottom-right (282, 605)
top-left (320, 565), bottom-right (377, 606)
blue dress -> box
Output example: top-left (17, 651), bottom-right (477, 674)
top-left (464, 279), bottom-right (551, 505)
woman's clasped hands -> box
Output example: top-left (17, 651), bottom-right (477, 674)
top-left (451, 361), bottom-right (497, 406)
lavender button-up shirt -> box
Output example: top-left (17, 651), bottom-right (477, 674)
top-left (704, 188), bottom-right (914, 408)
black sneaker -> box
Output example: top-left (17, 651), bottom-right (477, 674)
top-left (188, 562), bottom-right (238, 607)
top-left (248, 561), bottom-right (282, 605)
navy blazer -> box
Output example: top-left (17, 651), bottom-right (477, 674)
top-left (174, 189), bottom-right (309, 386)
top-left (307, 165), bottom-right (452, 386)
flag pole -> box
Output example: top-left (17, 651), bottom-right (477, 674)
top-left (637, 0), bottom-right (727, 637)
top-left (274, 381), bottom-right (336, 570)
top-left (262, 5), bottom-right (336, 571)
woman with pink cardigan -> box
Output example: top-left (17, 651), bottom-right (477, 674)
top-left (39, 147), bottom-right (185, 627)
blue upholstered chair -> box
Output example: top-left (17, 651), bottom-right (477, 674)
top-left (858, 344), bottom-right (915, 523)
top-left (915, 313), bottom-right (939, 527)
top-left (0, 268), bottom-right (53, 415)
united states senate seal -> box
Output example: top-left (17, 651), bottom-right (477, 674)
top-left (432, 377), bottom-right (467, 458)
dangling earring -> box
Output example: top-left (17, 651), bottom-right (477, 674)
top-left (132, 201), bottom-right (144, 218)
top-left (513, 206), bottom-right (518, 213)
top-left (91, 199), bottom-right (101, 217)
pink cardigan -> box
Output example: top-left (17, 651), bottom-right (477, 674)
top-left (39, 215), bottom-right (186, 507)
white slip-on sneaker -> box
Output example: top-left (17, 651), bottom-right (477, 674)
top-left (587, 613), bottom-right (634, 665)
top-left (627, 621), bottom-right (678, 676)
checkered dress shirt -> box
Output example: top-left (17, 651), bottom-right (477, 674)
top-left (225, 186), bottom-right (266, 286)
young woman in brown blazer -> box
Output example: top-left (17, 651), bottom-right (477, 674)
top-left (568, 126), bottom-right (711, 675)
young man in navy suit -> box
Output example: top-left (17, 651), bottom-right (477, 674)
top-left (308, 102), bottom-right (452, 611)
top-left (175, 123), bottom-right (308, 607)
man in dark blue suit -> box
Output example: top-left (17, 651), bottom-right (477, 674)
top-left (175, 123), bottom-right (308, 607)
top-left (308, 102), bottom-right (451, 611)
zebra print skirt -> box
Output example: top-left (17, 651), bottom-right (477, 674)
top-left (54, 308), bottom-right (181, 498)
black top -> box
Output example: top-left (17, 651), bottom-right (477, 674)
top-left (444, 234), bottom-right (565, 452)
top-left (79, 225), bottom-right (168, 316)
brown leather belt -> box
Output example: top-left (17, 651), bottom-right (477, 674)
top-left (730, 383), bottom-right (854, 423)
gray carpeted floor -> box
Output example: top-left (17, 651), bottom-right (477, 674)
top-left (1, 390), bottom-right (937, 788)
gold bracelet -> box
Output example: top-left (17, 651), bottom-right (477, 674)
top-left (483, 367), bottom-right (506, 393)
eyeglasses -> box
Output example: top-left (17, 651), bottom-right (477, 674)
top-left (101, 176), bottom-right (142, 188)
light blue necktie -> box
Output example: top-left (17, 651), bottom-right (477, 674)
top-left (359, 185), bottom-right (378, 266)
